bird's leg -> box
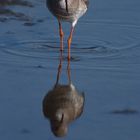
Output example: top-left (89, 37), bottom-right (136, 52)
top-left (58, 20), bottom-right (64, 51)
top-left (67, 60), bottom-right (71, 84)
top-left (67, 26), bottom-right (74, 60)
top-left (55, 51), bottom-right (63, 86)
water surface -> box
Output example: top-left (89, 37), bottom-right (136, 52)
top-left (0, 0), bottom-right (140, 140)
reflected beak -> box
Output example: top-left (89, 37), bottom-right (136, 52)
top-left (65, 0), bottom-right (69, 13)
top-left (60, 113), bottom-right (64, 123)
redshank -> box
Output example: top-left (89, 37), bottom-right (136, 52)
top-left (46, 0), bottom-right (89, 60)
top-left (43, 54), bottom-right (85, 137)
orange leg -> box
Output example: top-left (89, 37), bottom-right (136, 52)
top-left (55, 51), bottom-right (63, 86)
top-left (58, 20), bottom-right (64, 51)
top-left (67, 27), bottom-right (74, 60)
top-left (67, 60), bottom-right (71, 84)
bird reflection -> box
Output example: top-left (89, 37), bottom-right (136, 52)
top-left (42, 53), bottom-right (85, 137)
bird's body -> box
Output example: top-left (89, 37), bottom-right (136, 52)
top-left (46, 0), bottom-right (89, 60)
top-left (42, 53), bottom-right (85, 137)
top-left (47, 0), bottom-right (88, 26)
top-left (43, 84), bottom-right (85, 137)
top-left (43, 84), bottom-right (84, 120)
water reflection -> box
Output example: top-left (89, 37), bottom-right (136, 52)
top-left (42, 53), bottom-right (85, 137)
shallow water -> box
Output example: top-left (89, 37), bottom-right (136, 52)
top-left (0, 0), bottom-right (140, 139)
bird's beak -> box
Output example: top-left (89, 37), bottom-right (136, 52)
top-left (60, 113), bottom-right (64, 123)
top-left (65, 0), bottom-right (69, 13)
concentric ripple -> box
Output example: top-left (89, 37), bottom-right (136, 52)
top-left (1, 39), bottom-right (120, 61)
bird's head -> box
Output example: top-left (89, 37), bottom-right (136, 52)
top-left (50, 110), bottom-right (68, 137)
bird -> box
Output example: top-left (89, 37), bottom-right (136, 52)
top-left (46, 0), bottom-right (89, 60)
top-left (43, 84), bottom-right (85, 137)
top-left (42, 55), bottom-right (85, 137)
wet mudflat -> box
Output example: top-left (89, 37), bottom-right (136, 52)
top-left (0, 0), bottom-right (140, 140)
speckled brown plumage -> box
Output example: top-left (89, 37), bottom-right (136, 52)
top-left (47, 0), bottom-right (88, 23)
top-left (43, 84), bottom-right (85, 137)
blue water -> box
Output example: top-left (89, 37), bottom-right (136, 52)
top-left (0, 0), bottom-right (140, 140)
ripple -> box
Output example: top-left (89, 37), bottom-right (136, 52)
top-left (1, 39), bottom-right (121, 61)
top-left (1, 36), bottom-right (140, 65)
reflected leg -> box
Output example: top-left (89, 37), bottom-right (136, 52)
top-left (67, 60), bottom-right (71, 84)
top-left (55, 51), bottom-right (63, 86)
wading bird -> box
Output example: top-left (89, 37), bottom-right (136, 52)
top-left (46, 0), bottom-right (89, 60)
top-left (43, 53), bottom-right (85, 137)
